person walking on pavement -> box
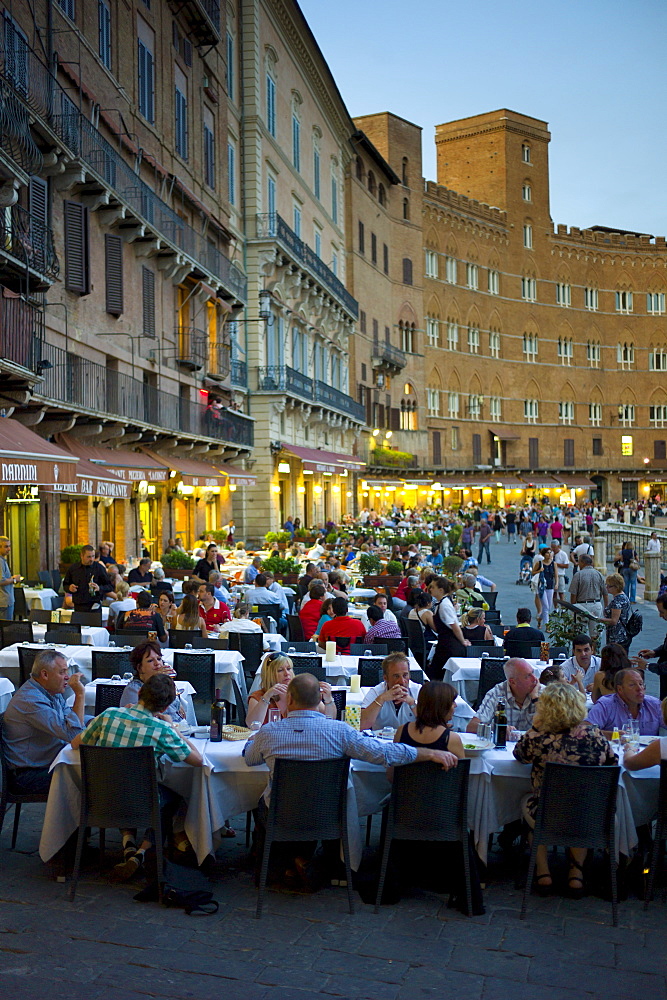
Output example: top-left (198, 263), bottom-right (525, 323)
top-left (477, 519), bottom-right (492, 564)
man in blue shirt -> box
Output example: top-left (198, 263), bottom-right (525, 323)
top-left (0, 535), bottom-right (19, 621)
top-left (3, 649), bottom-right (85, 794)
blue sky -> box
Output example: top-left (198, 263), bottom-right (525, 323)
top-left (299, 0), bottom-right (667, 236)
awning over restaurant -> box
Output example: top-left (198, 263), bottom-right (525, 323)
top-left (57, 436), bottom-right (169, 482)
top-left (521, 474), bottom-right (562, 488)
top-left (0, 419), bottom-right (78, 487)
top-left (551, 475), bottom-right (595, 489)
top-left (51, 456), bottom-right (131, 499)
top-left (283, 444), bottom-right (365, 475)
top-left (492, 475), bottom-right (526, 488)
top-left (142, 449), bottom-right (226, 488)
top-left (218, 463), bottom-right (256, 486)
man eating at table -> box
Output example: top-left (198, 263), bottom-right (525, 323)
top-left (559, 634), bottom-right (601, 690)
top-left (198, 583), bottom-right (232, 633)
top-left (316, 596), bottom-right (366, 652)
top-left (471, 658), bottom-right (542, 733)
top-left (586, 667), bottom-right (662, 737)
top-left (3, 650), bottom-right (85, 794)
top-left (361, 652), bottom-right (475, 733)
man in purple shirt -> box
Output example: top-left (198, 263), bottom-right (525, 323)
top-left (477, 519), bottom-right (493, 564)
top-left (586, 668), bottom-right (662, 737)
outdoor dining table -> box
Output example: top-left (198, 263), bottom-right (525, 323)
top-left (31, 625), bottom-right (110, 647)
top-left (22, 588), bottom-right (58, 610)
top-left (39, 739), bottom-right (365, 869)
top-left (38, 733), bottom-right (657, 871)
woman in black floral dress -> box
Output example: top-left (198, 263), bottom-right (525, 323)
top-left (595, 573), bottom-right (631, 651)
top-left (514, 683), bottom-right (615, 897)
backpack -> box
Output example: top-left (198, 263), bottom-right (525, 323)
top-left (626, 609), bottom-right (643, 638)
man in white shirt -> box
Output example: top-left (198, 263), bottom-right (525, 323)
top-left (550, 540), bottom-right (570, 599)
top-left (360, 653), bottom-right (474, 732)
top-left (570, 536), bottom-right (594, 569)
top-left (646, 531), bottom-right (661, 554)
top-left (558, 634), bottom-right (601, 690)
top-left (360, 593), bottom-right (398, 631)
top-left (472, 658), bottom-right (542, 732)
top-left (261, 571), bottom-right (289, 613)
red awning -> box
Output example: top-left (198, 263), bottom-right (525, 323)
top-left (57, 436), bottom-right (169, 482)
top-left (0, 419), bottom-right (78, 486)
top-left (520, 475), bottom-right (562, 488)
top-left (552, 475), bottom-right (595, 489)
top-left (219, 463), bottom-right (256, 485)
top-left (141, 449), bottom-right (225, 488)
top-left (49, 456), bottom-right (131, 499)
top-left (283, 445), bottom-right (365, 474)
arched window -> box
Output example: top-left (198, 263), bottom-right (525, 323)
top-left (367, 170), bottom-right (376, 196)
top-left (378, 183), bottom-right (386, 206)
top-left (355, 155), bottom-right (363, 180)
top-left (402, 198), bottom-right (409, 220)
top-left (401, 157), bottom-right (408, 186)
top-left (400, 383), bottom-right (418, 430)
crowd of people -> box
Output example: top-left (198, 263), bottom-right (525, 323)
top-left (2, 498), bottom-right (667, 910)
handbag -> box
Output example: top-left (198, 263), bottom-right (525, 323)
top-left (629, 559), bottom-right (639, 571)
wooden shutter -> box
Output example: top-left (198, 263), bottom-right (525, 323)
top-left (390, 407), bottom-right (401, 431)
top-left (64, 200), bottom-right (89, 294)
top-left (402, 258), bottom-right (413, 284)
top-left (142, 266), bottom-right (155, 336)
top-left (655, 440), bottom-right (666, 461)
top-left (29, 176), bottom-right (48, 226)
top-left (434, 431), bottom-right (443, 465)
top-left (105, 234), bottom-right (123, 315)
top-left (528, 437), bottom-right (539, 468)
top-left (472, 433), bottom-right (482, 465)
top-left (564, 439), bottom-right (575, 466)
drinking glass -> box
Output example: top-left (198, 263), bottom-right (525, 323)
top-left (477, 724), bottom-right (491, 743)
top-left (288, 646), bottom-right (296, 654)
top-left (122, 672), bottom-right (133, 682)
top-left (110, 675), bottom-right (121, 683)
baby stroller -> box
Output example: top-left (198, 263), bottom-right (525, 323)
top-left (517, 556), bottom-right (533, 585)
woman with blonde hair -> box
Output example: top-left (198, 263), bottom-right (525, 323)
top-left (514, 683), bottom-right (615, 897)
top-left (173, 593), bottom-right (208, 637)
top-left (592, 573), bottom-right (632, 651)
top-left (246, 652), bottom-right (336, 726)
top-left (461, 607), bottom-right (494, 644)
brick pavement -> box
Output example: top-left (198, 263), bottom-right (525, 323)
top-left (1, 539), bottom-right (666, 999)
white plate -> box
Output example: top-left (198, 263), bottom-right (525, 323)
top-left (639, 735), bottom-right (660, 746)
top-left (462, 737), bottom-right (494, 757)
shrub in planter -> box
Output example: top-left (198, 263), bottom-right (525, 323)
top-left (325, 532), bottom-right (337, 544)
top-left (294, 528), bottom-right (309, 539)
top-left (441, 555), bottom-right (463, 576)
top-left (359, 553), bottom-right (381, 576)
top-left (60, 544), bottom-right (84, 565)
top-left (161, 550), bottom-right (195, 570)
top-left (262, 555), bottom-right (302, 577)
top-left (385, 560), bottom-right (404, 576)
top-left (448, 524), bottom-right (463, 550)
top-left (265, 531), bottom-right (292, 546)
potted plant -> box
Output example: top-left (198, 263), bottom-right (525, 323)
top-left (385, 560), bottom-right (404, 576)
top-left (546, 608), bottom-right (604, 649)
top-left (59, 544), bottom-right (84, 573)
top-left (261, 555), bottom-right (302, 582)
top-left (160, 550), bottom-right (195, 578)
top-left (441, 555), bottom-right (464, 576)
top-left (359, 553), bottom-right (381, 577)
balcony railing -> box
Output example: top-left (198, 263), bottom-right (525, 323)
top-left (0, 290), bottom-right (44, 373)
top-left (255, 214), bottom-right (358, 319)
top-left (175, 328), bottom-right (208, 371)
top-left (0, 204), bottom-right (59, 284)
top-left (255, 366), bottom-right (365, 423)
top-left (0, 40), bottom-right (247, 304)
top-left (230, 359), bottom-right (247, 387)
top-left (315, 380), bottom-right (366, 422)
top-left (0, 76), bottom-right (42, 174)
top-left (174, 0), bottom-right (221, 43)
top-left (33, 341), bottom-right (254, 448)
top-left (372, 341), bottom-right (407, 371)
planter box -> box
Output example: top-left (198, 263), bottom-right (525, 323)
top-left (362, 575), bottom-right (402, 589)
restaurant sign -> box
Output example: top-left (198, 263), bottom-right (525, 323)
top-left (1, 459), bottom-right (78, 486)
top-left (100, 466), bottom-right (166, 483)
top-left (53, 477), bottom-right (131, 499)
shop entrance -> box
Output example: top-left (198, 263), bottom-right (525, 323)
top-left (139, 496), bottom-right (161, 559)
top-left (7, 496), bottom-right (40, 582)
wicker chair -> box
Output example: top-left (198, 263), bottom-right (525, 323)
top-left (520, 762), bottom-right (621, 925)
top-left (70, 745), bottom-right (164, 901)
top-left (228, 632), bottom-right (264, 688)
top-left (645, 760), bottom-right (667, 909)
top-left (406, 618), bottom-right (427, 669)
top-left (290, 655), bottom-right (326, 680)
top-left (28, 609), bottom-right (53, 625)
top-left (280, 641), bottom-right (317, 653)
top-left (256, 757), bottom-right (354, 918)
top-left (286, 614), bottom-right (305, 643)
top-left (475, 658), bottom-right (508, 710)
top-left (91, 649), bottom-right (133, 681)
top-left (17, 646), bottom-right (40, 686)
top-left (350, 643), bottom-right (388, 657)
top-left (0, 714), bottom-right (49, 848)
top-left (43, 631), bottom-right (84, 646)
top-left (465, 643), bottom-right (497, 657)
top-left (375, 759), bottom-right (473, 915)
top-left (0, 621), bottom-right (34, 647)
top-left (168, 630), bottom-right (203, 649)
top-left (172, 652), bottom-right (216, 721)
top-left (71, 610), bottom-right (103, 627)
top-left (357, 657), bottom-right (384, 688)
top-left (94, 683), bottom-right (125, 716)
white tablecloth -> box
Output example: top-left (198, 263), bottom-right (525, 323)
top-left (0, 643), bottom-right (102, 685)
top-left (348, 589), bottom-right (378, 599)
top-left (0, 675), bottom-right (15, 712)
top-left (22, 588), bottom-right (58, 610)
top-left (31, 625), bottom-right (110, 647)
top-left (39, 740), bottom-right (364, 870)
top-left (83, 678), bottom-right (197, 724)
top-left (349, 746), bottom-right (650, 864)
top-left (445, 657), bottom-right (545, 703)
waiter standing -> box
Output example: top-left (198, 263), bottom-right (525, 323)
top-left (0, 535), bottom-right (20, 621)
top-left (63, 544), bottom-right (115, 611)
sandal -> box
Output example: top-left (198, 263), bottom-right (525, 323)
top-left (534, 872), bottom-right (553, 897)
top-left (566, 853), bottom-right (584, 899)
